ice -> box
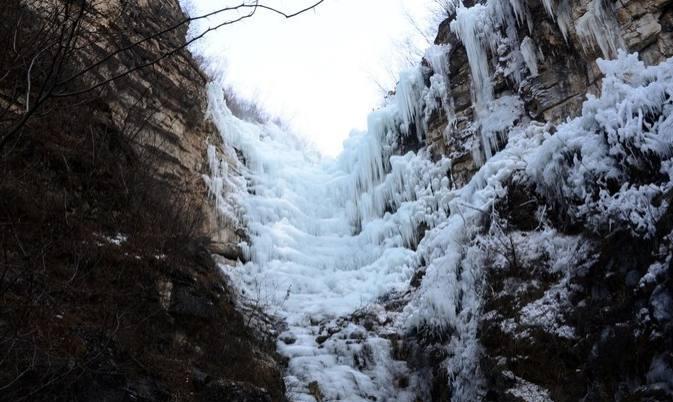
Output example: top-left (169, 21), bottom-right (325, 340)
top-left (651, 285), bottom-right (673, 321)
top-left (509, 0), bottom-right (533, 32)
top-left (450, 0), bottom-right (532, 163)
top-left (526, 51), bottom-right (673, 238)
top-left (396, 67), bottom-right (427, 138)
top-left (479, 95), bottom-right (524, 160)
top-left (647, 355), bottom-right (673, 390)
top-left (538, 0), bottom-right (572, 41)
top-left (425, 44), bottom-right (451, 79)
top-left (451, 3), bottom-right (495, 106)
top-left (520, 36), bottom-right (539, 76)
top-left (575, 0), bottom-right (624, 58)
top-left (188, 0), bottom-right (673, 397)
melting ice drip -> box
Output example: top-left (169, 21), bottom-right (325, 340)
top-left (195, 0), bottom-right (670, 400)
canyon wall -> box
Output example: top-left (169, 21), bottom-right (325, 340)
top-left (400, 0), bottom-right (673, 399)
top-left (0, 1), bottom-right (283, 400)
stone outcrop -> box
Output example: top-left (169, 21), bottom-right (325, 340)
top-left (427, 0), bottom-right (673, 187)
top-left (85, 1), bottom-right (284, 399)
top-left (85, 0), bottom-right (245, 258)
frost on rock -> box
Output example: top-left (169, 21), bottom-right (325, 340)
top-left (504, 371), bottom-right (554, 402)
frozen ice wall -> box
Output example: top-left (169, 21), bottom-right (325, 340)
top-left (194, 0), bottom-right (673, 400)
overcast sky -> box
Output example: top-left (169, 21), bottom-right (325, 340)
top-left (180, 0), bottom-right (440, 156)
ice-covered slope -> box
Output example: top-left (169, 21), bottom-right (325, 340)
top-left (202, 48), bottom-right (673, 400)
top-left (195, 0), bottom-right (673, 400)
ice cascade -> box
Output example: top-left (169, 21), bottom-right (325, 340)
top-left (193, 1), bottom-right (670, 401)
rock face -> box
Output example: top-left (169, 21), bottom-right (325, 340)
top-left (399, 0), bottom-right (673, 400)
top-left (87, 0), bottom-right (246, 257)
top-left (428, 0), bottom-right (673, 187)
top-left (0, 1), bottom-right (283, 401)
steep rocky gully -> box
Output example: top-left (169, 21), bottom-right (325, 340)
top-left (2, 0), bottom-right (673, 401)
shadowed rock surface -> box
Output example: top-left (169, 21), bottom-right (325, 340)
top-left (0, 0), bottom-right (284, 400)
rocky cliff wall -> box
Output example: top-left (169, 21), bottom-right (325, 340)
top-left (426, 0), bottom-right (673, 187)
top-left (395, 0), bottom-right (673, 399)
top-left (0, 1), bottom-right (283, 400)
top-left (88, 0), bottom-right (245, 257)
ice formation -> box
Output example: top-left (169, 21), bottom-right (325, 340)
top-left (520, 36), bottom-right (539, 76)
top-left (444, 0), bottom-right (626, 162)
top-left (200, 49), bottom-right (673, 400)
top-left (575, 0), bottom-right (625, 58)
top-left (190, 0), bottom-right (673, 399)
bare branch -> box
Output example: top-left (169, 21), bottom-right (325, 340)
top-left (0, 0), bottom-right (326, 152)
top-left (57, 0), bottom-right (325, 87)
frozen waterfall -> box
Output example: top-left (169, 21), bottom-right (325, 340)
top-left (196, 0), bottom-right (673, 399)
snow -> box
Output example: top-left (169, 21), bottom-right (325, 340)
top-left (99, 233), bottom-right (128, 246)
top-left (526, 51), bottom-right (673, 239)
top-left (650, 285), bottom-right (673, 321)
top-left (478, 95), bottom-right (524, 160)
top-left (647, 355), bottom-right (673, 391)
top-left (520, 283), bottom-right (577, 339)
top-left (504, 371), bottom-right (554, 402)
top-left (640, 257), bottom-right (671, 287)
top-left (193, 3), bottom-right (673, 398)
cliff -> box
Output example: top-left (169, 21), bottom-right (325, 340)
top-left (0, 1), bottom-right (283, 400)
top-left (2, 0), bottom-right (673, 400)
top-left (427, 0), bottom-right (673, 185)
top-left (398, 0), bottom-right (673, 399)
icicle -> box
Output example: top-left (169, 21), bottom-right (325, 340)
top-left (395, 67), bottom-right (426, 141)
top-left (508, 0), bottom-right (533, 32)
top-left (424, 44), bottom-right (457, 135)
top-left (424, 44), bottom-right (451, 79)
top-left (520, 36), bottom-right (539, 76)
top-left (541, 0), bottom-right (555, 20)
top-left (538, 0), bottom-right (572, 42)
top-left (451, 0), bottom-right (527, 163)
top-left (451, 3), bottom-right (495, 106)
top-left (575, 0), bottom-right (624, 58)
top-left (478, 95), bottom-right (524, 159)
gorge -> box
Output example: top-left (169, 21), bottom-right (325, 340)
top-left (1, 0), bottom-right (672, 401)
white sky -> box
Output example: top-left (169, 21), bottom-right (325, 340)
top-left (181, 0), bottom-right (439, 156)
